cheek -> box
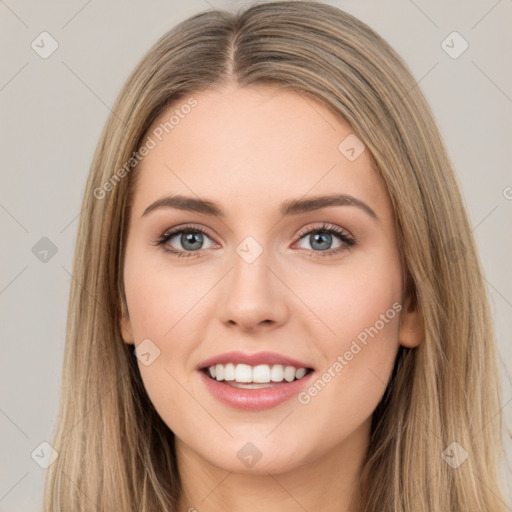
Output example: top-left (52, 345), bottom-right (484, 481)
top-left (122, 248), bottom-right (215, 422)
top-left (293, 251), bottom-right (402, 351)
top-left (123, 247), bottom-right (205, 341)
top-left (122, 265), bottom-right (196, 431)
top-left (291, 255), bottom-right (402, 441)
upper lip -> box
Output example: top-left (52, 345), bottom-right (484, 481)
top-left (198, 351), bottom-right (314, 370)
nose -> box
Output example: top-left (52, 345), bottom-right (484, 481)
top-left (218, 248), bottom-right (289, 333)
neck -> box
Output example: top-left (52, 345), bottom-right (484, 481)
top-left (175, 417), bottom-right (371, 512)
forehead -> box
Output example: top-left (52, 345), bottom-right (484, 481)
top-left (131, 84), bottom-right (390, 221)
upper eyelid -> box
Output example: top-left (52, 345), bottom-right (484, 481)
top-left (163, 224), bottom-right (216, 242)
top-left (296, 223), bottom-right (352, 238)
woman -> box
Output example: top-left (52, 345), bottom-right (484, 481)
top-left (44, 1), bottom-right (507, 510)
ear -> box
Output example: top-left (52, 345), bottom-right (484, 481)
top-left (119, 299), bottom-right (135, 345)
top-left (398, 292), bottom-right (423, 348)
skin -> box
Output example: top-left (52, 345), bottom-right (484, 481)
top-left (120, 83), bottom-right (423, 512)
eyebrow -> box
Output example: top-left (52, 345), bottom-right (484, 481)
top-left (141, 193), bottom-right (378, 221)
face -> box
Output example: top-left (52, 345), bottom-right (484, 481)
top-left (120, 83), bottom-right (422, 475)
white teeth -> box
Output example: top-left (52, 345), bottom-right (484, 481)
top-left (224, 363), bottom-right (235, 381)
top-left (284, 366), bottom-right (296, 382)
top-left (295, 368), bottom-right (307, 379)
top-left (252, 364), bottom-right (271, 383)
top-left (271, 364), bottom-right (284, 382)
top-left (235, 363), bottom-right (252, 383)
top-left (205, 363), bottom-right (309, 384)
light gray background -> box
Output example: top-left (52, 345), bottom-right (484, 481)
top-left (1, 0), bottom-right (511, 510)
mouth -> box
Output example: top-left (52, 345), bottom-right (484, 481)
top-left (198, 355), bottom-right (315, 410)
top-left (202, 363), bottom-right (314, 389)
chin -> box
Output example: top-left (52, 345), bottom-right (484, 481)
top-left (191, 437), bottom-right (313, 476)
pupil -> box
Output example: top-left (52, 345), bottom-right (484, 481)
top-left (311, 232), bottom-right (331, 250)
top-left (182, 232), bottom-right (202, 251)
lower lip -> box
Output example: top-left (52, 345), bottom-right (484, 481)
top-left (199, 370), bottom-right (314, 411)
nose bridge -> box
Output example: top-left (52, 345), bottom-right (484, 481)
top-left (232, 240), bottom-right (269, 292)
top-left (218, 234), bottom-right (287, 329)
top-left (230, 237), bottom-right (273, 305)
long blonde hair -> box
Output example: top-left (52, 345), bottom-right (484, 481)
top-left (44, 1), bottom-right (507, 510)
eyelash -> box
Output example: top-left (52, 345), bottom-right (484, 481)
top-left (154, 223), bottom-right (356, 259)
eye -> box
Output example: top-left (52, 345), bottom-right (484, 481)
top-left (293, 223), bottom-right (355, 257)
top-left (155, 224), bottom-right (217, 258)
top-left (154, 222), bottom-right (355, 259)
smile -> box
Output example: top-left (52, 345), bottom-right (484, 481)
top-left (205, 363), bottom-right (310, 388)
top-left (198, 351), bottom-right (315, 410)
